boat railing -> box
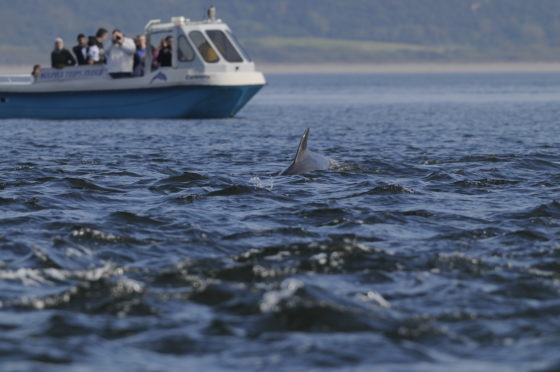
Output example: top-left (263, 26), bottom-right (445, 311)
top-left (35, 66), bottom-right (108, 83)
top-left (0, 75), bottom-right (33, 85)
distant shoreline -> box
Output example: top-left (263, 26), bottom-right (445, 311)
top-left (3, 62), bottom-right (560, 76)
top-left (259, 62), bottom-right (560, 74)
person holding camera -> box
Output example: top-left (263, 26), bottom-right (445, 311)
top-left (105, 29), bottom-right (136, 78)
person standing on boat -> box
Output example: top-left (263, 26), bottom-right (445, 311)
top-left (87, 28), bottom-right (109, 64)
top-left (51, 38), bottom-right (76, 69)
top-left (72, 34), bottom-right (88, 65)
top-left (133, 34), bottom-right (147, 76)
top-left (156, 36), bottom-right (173, 67)
top-left (105, 29), bottom-right (136, 78)
top-left (87, 37), bottom-right (100, 64)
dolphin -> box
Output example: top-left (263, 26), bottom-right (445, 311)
top-left (280, 128), bottom-right (332, 175)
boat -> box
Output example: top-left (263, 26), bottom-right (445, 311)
top-left (0, 7), bottom-right (266, 119)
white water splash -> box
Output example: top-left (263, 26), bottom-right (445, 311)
top-left (249, 176), bottom-right (274, 191)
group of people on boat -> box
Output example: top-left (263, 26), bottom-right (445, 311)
top-left (43, 27), bottom-right (174, 79)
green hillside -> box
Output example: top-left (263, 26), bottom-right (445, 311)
top-left (243, 37), bottom-right (459, 63)
top-left (1, 0), bottom-right (560, 64)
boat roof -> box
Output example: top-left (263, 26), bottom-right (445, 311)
top-left (145, 16), bottom-right (225, 34)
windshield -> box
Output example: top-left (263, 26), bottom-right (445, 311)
top-left (189, 31), bottom-right (220, 63)
top-left (206, 30), bottom-right (243, 63)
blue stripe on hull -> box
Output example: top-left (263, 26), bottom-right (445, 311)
top-left (0, 85), bottom-right (263, 119)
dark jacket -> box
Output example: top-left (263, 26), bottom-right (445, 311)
top-left (51, 48), bottom-right (76, 69)
top-left (157, 46), bottom-right (172, 67)
top-left (72, 45), bottom-right (88, 65)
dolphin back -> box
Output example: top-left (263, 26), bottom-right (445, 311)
top-left (280, 128), bottom-right (331, 175)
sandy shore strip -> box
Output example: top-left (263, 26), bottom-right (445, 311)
top-left (260, 62), bottom-right (560, 74)
top-left (3, 62), bottom-right (560, 76)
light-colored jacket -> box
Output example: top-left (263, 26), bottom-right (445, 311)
top-left (105, 37), bottom-right (135, 73)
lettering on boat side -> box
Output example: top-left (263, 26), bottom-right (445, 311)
top-left (185, 75), bottom-right (210, 80)
top-left (150, 72), bottom-right (168, 84)
top-left (38, 68), bottom-right (105, 81)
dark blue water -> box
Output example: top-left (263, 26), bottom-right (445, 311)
top-left (1, 73), bottom-right (560, 371)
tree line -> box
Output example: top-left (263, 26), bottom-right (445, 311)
top-left (1, 0), bottom-right (559, 64)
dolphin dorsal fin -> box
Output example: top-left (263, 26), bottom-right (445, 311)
top-left (294, 128), bottom-right (310, 162)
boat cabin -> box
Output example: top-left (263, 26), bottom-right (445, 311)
top-left (145, 15), bottom-right (255, 74)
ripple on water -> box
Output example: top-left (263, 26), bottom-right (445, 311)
top-left (108, 211), bottom-right (166, 227)
top-left (1, 75), bottom-right (560, 371)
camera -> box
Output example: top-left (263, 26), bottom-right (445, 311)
top-left (116, 35), bottom-right (122, 41)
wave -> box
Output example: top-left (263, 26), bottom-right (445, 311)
top-left (150, 171), bottom-right (209, 193)
top-left (352, 183), bottom-right (418, 196)
top-left (223, 227), bottom-right (311, 240)
top-left (257, 279), bottom-right (395, 333)
top-left (0, 263), bottom-right (153, 315)
top-left (71, 226), bottom-right (147, 244)
top-left (505, 200), bottom-right (560, 220)
top-left (436, 227), bottom-right (504, 241)
top-left (64, 177), bottom-right (125, 193)
top-left (108, 211), bottom-right (165, 226)
top-left (159, 172), bottom-right (208, 183)
top-left (207, 185), bottom-right (255, 196)
top-left (452, 178), bottom-right (519, 188)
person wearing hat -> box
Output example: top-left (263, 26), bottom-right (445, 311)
top-left (51, 37), bottom-right (76, 69)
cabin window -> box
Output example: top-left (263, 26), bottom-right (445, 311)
top-left (177, 35), bottom-right (195, 62)
top-left (189, 31), bottom-right (220, 63)
top-left (206, 30), bottom-right (243, 63)
top-left (226, 30), bottom-right (252, 62)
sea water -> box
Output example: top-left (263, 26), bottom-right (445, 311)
top-left (1, 73), bottom-right (559, 371)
